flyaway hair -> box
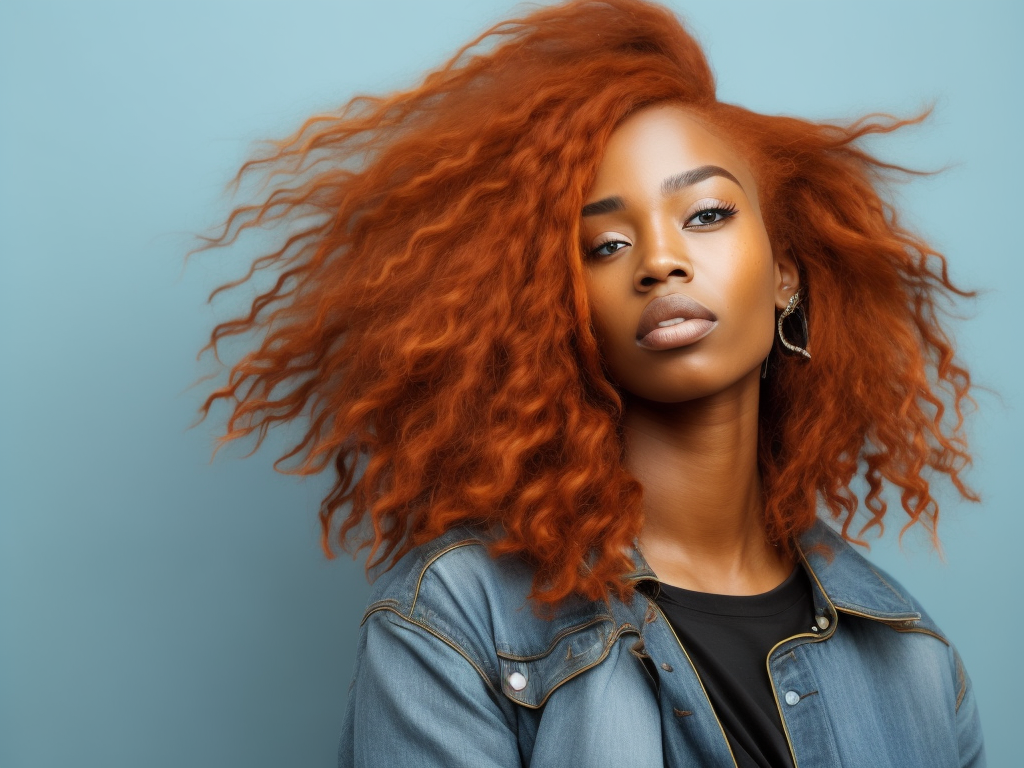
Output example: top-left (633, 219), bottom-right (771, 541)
top-left (194, 0), bottom-right (979, 608)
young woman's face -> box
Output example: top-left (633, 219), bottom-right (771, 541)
top-left (580, 103), bottom-right (797, 403)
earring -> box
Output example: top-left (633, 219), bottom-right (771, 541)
top-left (777, 288), bottom-right (811, 359)
top-left (760, 354), bottom-right (770, 379)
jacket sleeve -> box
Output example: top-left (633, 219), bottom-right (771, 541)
top-left (338, 608), bottom-right (522, 768)
top-left (952, 644), bottom-right (986, 768)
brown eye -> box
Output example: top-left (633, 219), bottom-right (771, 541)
top-left (684, 206), bottom-right (737, 229)
top-left (590, 240), bottom-right (629, 258)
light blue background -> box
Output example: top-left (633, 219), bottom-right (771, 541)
top-left (1, 1), bottom-right (1020, 766)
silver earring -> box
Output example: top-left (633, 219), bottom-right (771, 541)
top-left (777, 289), bottom-right (811, 359)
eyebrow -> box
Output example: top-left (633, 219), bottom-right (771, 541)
top-left (581, 164), bottom-right (743, 217)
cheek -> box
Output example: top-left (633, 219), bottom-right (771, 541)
top-left (583, 280), bottom-right (634, 380)
top-left (707, 240), bottom-right (778, 361)
top-left (583, 283), bottom-right (612, 352)
top-left (716, 237), bottom-right (776, 311)
top-left (584, 272), bottom-right (623, 339)
top-left (589, 299), bottom-right (625, 363)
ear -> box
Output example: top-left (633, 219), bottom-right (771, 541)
top-left (773, 252), bottom-right (801, 311)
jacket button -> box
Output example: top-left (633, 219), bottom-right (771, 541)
top-left (507, 672), bottom-right (528, 691)
top-left (784, 691), bottom-right (800, 706)
top-left (815, 616), bottom-right (830, 630)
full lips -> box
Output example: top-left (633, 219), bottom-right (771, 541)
top-left (634, 292), bottom-right (719, 350)
top-left (637, 318), bottom-right (717, 350)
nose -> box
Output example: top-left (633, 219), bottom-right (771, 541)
top-left (633, 225), bottom-right (693, 291)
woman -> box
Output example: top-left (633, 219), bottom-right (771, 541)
top-left (197, 1), bottom-right (984, 765)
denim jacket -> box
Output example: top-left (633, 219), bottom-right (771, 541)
top-left (338, 519), bottom-right (984, 767)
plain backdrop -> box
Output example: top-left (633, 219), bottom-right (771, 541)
top-left (1, 1), bottom-right (1020, 766)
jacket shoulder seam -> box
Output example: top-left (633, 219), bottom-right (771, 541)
top-left (953, 646), bottom-right (968, 712)
top-left (410, 537), bottom-right (488, 614)
top-left (364, 604), bottom-right (501, 697)
top-left (360, 597), bottom-right (401, 623)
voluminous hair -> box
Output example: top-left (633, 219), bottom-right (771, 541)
top-left (195, 0), bottom-right (979, 607)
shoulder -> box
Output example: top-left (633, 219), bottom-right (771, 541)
top-left (799, 518), bottom-right (949, 638)
top-left (798, 519), bottom-right (974, 707)
top-left (362, 526), bottom-right (536, 652)
top-left (359, 526), bottom-right (634, 705)
top-left (799, 520), bottom-right (980, 734)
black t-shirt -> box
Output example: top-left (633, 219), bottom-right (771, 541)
top-left (654, 566), bottom-right (817, 768)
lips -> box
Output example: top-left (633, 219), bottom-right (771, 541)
top-left (635, 293), bottom-right (717, 340)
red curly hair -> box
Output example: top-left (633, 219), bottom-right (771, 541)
top-left (194, 0), bottom-right (979, 607)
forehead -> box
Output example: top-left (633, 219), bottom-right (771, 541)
top-left (589, 103), bottom-right (758, 202)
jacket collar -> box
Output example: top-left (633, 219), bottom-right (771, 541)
top-left (625, 518), bottom-right (922, 622)
top-left (794, 519), bottom-right (921, 621)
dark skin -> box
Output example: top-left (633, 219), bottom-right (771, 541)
top-left (581, 104), bottom-right (799, 595)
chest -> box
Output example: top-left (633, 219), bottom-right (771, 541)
top-left (506, 601), bottom-right (960, 768)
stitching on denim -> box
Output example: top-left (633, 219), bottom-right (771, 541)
top-left (832, 602), bottom-right (922, 621)
top-left (799, 526), bottom-right (922, 620)
top-left (889, 625), bottom-right (950, 647)
top-left (368, 605), bottom-right (502, 699)
top-left (795, 543), bottom-right (838, 624)
top-left (496, 616), bottom-right (612, 661)
top-left (410, 538), bottom-right (482, 615)
top-left (360, 598), bottom-right (401, 625)
top-left (867, 566), bottom-right (915, 608)
top-left (646, 597), bottom-right (740, 768)
top-left (798, 690), bottom-right (819, 701)
top-left (781, 642), bottom-right (843, 768)
top-left (673, 708), bottom-right (693, 717)
top-left (499, 622), bottom-right (641, 709)
top-left (954, 648), bottom-right (967, 712)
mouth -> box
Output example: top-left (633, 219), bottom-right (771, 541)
top-left (635, 293), bottom-right (718, 350)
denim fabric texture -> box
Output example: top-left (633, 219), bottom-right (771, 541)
top-left (338, 519), bottom-right (985, 767)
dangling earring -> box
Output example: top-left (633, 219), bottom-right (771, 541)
top-left (777, 288), bottom-right (811, 359)
top-left (760, 353), bottom-right (770, 379)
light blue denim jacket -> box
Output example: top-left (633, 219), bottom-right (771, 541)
top-left (338, 519), bottom-right (984, 767)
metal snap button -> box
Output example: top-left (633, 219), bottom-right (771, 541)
top-left (784, 690), bottom-right (800, 706)
top-left (507, 672), bottom-right (527, 691)
top-left (815, 616), bottom-right (830, 630)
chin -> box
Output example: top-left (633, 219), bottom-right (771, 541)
top-left (622, 379), bottom-right (725, 405)
top-left (618, 363), bottom-right (763, 405)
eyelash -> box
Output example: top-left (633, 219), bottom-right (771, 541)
top-left (587, 202), bottom-right (739, 259)
top-left (688, 201), bottom-right (739, 228)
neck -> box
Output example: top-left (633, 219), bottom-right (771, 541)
top-left (624, 368), bottom-right (792, 595)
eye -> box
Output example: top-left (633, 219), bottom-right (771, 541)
top-left (684, 204), bottom-right (738, 229)
top-left (589, 239), bottom-right (630, 259)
